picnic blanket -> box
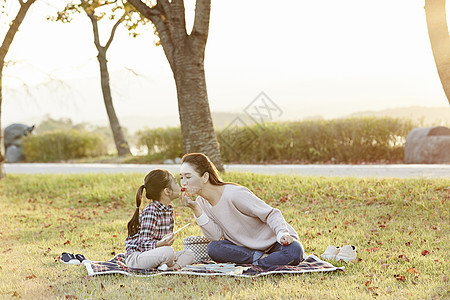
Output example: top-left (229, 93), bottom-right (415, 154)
top-left (83, 253), bottom-right (344, 278)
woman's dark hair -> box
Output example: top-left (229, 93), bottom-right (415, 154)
top-left (127, 169), bottom-right (173, 237)
top-left (181, 153), bottom-right (226, 186)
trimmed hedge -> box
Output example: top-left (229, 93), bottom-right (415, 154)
top-left (219, 117), bottom-right (414, 163)
top-left (137, 117), bottom-right (414, 164)
top-left (22, 130), bottom-right (107, 162)
top-left (136, 126), bottom-right (183, 160)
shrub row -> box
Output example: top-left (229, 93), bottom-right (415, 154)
top-left (137, 117), bottom-right (414, 163)
top-left (22, 130), bottom-right (107, 162)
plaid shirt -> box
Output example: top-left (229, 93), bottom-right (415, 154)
top-left (125, 201), bottom-right (174, 257)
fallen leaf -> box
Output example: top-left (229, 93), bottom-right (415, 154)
top-left (405, 242), bottom-right (411, 246)
top-left (421, 250), bottom-right (430, 256)
top-left (407, 268), bottom-right (419, 274)
top-left (443, 275), bottom-right (447, 282)
top-left (395, 275), bottom-right (406, 282)
top-left (398, 254), bottom-right (410, 262)
top-left (65, 295), bottom-right (78, 300)
top-left (366, 247), bottom-right (379, 252)
top-left (26, 274), bottom-right (37, 280)
top-left (11, 291), bottom-right (20, 298)
top-left (63, 240), bottom-right (71, 246)
top-left (365, 280), bottom-right (372, 286)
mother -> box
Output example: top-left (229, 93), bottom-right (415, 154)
top-left (180, 153), bottom-right (304, 268)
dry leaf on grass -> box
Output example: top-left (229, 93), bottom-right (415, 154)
top-left (407, 268), bottom-right (419, 274)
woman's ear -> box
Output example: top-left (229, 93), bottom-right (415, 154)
top-left (202, 172), bottom-right (209, 183)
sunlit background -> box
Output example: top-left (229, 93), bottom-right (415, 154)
top-left (1, 0), bottom-right (449, 133)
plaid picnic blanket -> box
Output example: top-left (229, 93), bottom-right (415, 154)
top-left (83, 253), bottom-right (344, 277)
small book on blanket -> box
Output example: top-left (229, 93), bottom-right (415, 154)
top-left (83, 253), bottom-right (344, 278)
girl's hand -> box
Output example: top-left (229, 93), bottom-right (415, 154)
top-left (156, 233), bottom-right (175, 247)
top-left (280, 235), bottom-right (294, 246)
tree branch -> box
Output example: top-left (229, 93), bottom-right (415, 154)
top-left (191, 0), bottom-right (210, 42)
top-left (0, 0), bottom-right (36, 61)
top-left (170, 0), bottom-right (187, 42)
top-left (127, 0), bottom-right (176, 68)
top-left (127, 0), bottom-right (162, 18)
top-left (104, 12), bottom-right (126, 51)
top-left (86, 12), bottom-right (103, 53)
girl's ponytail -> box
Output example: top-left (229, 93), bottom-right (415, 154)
top-left (127, 185), bottom-right (145, 237)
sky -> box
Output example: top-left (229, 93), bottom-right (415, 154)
top-left (1, 0), bottom-right (449, 130)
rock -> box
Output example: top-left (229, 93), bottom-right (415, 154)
top-left (164, 159), bottom-right (174, 164)
top-left (404, 127), bottom-right (450, 164)
top-left (4, 123), bottom-right (34, 163)
top-left (5, 145), bottom-right (24, 163)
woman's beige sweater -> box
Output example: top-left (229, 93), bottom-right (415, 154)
top-left (194, 184), bottom-right (299, 251)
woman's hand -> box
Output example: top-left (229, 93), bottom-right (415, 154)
top-left (280, 234), bottom-right (294, 246)
top-left (181, 193), bottom-right (203, 218)
top-left (181, 192), bottom-right (196, 208)
top-left (156, 233), bottom-right (175, 247)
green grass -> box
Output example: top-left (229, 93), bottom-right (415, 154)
top-left (0, 173), bottom-right (449, 299)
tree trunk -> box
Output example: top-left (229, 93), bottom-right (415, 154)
top-left (87, 12), bottom-right (131, 157)
top-left (127, 0), bottom-right (224, 171)
top-left (173, 51), bottom-right (223, 169)
top-left (0, 0), bottom-right (37, 179)
top-left (425, 0), bottom-right (450, 104)
top-left (97, 49), bottom-right (132, 156)
top-left (0, 63), bottom-right (5, 179)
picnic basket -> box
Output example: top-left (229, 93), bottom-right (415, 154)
top-left (183, 236), bottom-right (211, 263)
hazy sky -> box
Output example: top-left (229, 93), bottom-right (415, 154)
top-left (1, 0), bottom-right (449, 128)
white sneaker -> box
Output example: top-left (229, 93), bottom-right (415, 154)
top-left (335, 245), bottom-right (357, 262)
top-left (157, 264), bottom-right (168, 271)
top-left (321, 246), bottom-right (341, 260)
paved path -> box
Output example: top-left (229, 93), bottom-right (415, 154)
top-left (4, 163), bottom-right (449, 178)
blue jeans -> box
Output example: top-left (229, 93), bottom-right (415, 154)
top-left (207, 240), bottom-right (303, 269)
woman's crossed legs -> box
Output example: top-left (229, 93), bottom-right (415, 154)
top-left (207, 240), bottom-right (303, 269)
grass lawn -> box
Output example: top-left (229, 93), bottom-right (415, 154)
top-left (0, 172), bottom-right (448, 299)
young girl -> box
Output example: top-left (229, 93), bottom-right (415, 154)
top-left (125, 169), bottom-right (194, 270)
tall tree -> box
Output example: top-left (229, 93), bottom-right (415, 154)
top-left (127, 0), bottom-right (224, 171)
top-left (425, 0), bottom-right (450, 104)
top-left (55, 0), bottom-right (133, 156)
top-left (0, 0), bottom-right (37, 179)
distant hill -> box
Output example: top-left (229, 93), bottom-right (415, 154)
top-left (100, 106), bottom-right (450, 134)
top-left (347, 106), bottom-right (450, 127)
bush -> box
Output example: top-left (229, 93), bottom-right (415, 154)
top-left (136, 117), bottom-right (415, 164)
top-left (219, 117), bottom-right (414, 163)
top-left (136, 127), bottom-right (183, 160)
top-left (22, 130), bottom-right (107, 162)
